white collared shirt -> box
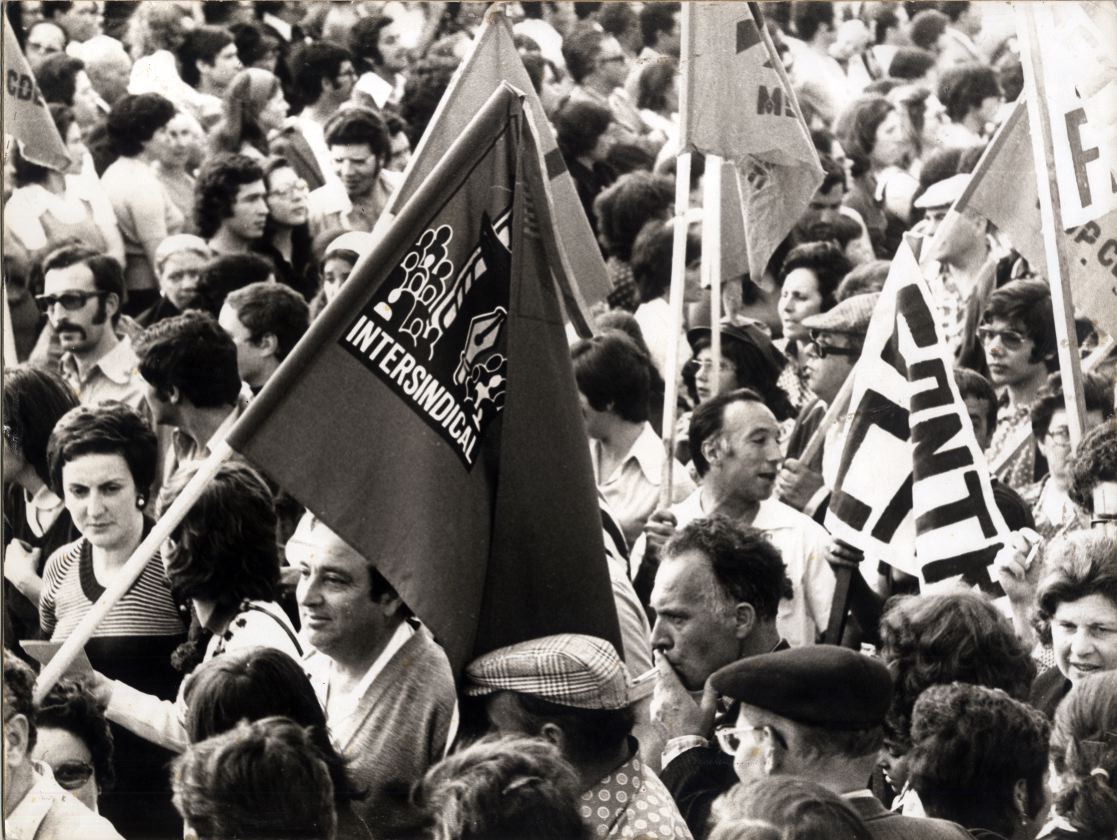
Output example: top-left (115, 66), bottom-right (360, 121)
top-left (25, 485), bottom-right (65, 538)
top-left (59, 337), bottom-right (146, 411)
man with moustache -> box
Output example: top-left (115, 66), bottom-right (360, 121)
top-left (39, 245), bottom-right (146, 411)
top-left (194, 153), bottom-right (271, 257)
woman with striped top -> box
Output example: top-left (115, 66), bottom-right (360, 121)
top-left (85, 459), bottom-right (302, 755)
top-left (40, 401), bottom-right (186, 838)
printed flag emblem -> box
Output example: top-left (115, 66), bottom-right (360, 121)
top-left (341, 210), bottom-right (512, 468)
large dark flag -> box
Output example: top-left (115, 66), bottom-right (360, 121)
top-left (3, 17), bottom-right (70, 172)
top-left (226, 83), bottom-right (622, 672)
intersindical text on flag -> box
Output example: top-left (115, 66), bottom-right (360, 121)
top-left (340, 210), bottom-right (512, 468)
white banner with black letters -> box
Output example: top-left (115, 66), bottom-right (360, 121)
top-left (825, 240), bottom-right (1010, 587)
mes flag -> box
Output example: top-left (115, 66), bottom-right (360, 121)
top-left (227, 84), bottom-right (622, 673)
top-left (825, 241), bottom-right (1011, 588)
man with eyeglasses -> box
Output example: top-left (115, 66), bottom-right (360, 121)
top-left (778, 293), bottom-right (877, 519)
top-left (38, 245), bottom-right (147, 412)
top-left (980, 279), bottom-right (1058, 492)
top-left (24, 20), bottom-right (68, 70)
top-left (3, 652), bottom-right (125, 839)
top-left (563, 28), bottom-right (644, 141)
top-left (707, 646), bottom-right (971, 840)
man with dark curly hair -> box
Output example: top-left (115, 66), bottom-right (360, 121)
top-left (193, 153), bottom-right (269, 256)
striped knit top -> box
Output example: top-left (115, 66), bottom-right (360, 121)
top-left (40, 536), bottom-right (185, 641)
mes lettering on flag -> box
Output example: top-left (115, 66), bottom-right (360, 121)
top-left (825, 240), bottom-right (1011, 588)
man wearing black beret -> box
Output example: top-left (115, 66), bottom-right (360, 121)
top-left (708, 647), bottom-right (971, 840)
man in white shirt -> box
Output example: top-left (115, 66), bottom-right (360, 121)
top-left (350, 14), bottom-right (410, 111)
top-left (289, 42), bottom-right (358, 187)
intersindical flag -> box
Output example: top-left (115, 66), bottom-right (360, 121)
top-left (377, 8), bottom-right (608, 334)
top-left (680, 1), bottom-right (823, 282)
top-left (226, 84), bottom-right (622, 673)
top-left (825, 241), bottom-right (1011, 588)
top-left (2, 18), bottom-right (71, 172)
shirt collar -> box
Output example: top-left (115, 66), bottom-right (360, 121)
top-left (628, 423), bottom-right (667, 484)
top-left (841, 789), bottom-right (876, 800)
top-left (27, 484), bottom-right (63, 513)
top-left (62, 336), bottom-right (138, 386)
top-left (5, 764), bottom-right (65, 839)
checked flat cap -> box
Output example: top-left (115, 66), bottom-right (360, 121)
top-left (709, 646), bottom-right (892, 730)
top-left (464, 634), bottom-right (630, 710)
top-left (800, 292), bottom-right (879, 337)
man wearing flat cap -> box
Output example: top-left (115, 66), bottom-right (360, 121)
top-left (779, 292), bottom-right (879, 520)
top-left (708, 646), bottom-right (971, 840)
top-left (466, 633), bottom-right (693, 840)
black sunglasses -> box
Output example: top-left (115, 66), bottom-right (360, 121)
top-left (35, 291), bottom-right (107, 312)
top-left (806, 339), bottom-right (859, 359)
top-left (52, 760), bottom-right (95, 790)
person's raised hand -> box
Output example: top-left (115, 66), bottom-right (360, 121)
top-left (643, 508), bottom-right (678, 554)
top-left (776, 458), bottom-right (824, 511)
top-left (650, 651), bottom-right (717, 741)
top-left (993, 528), bottom-right (1044, 608)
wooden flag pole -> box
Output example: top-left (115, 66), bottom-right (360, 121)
top-left (660, 152), bottom-right (693, 508)
top-left (33, 441), bottom-right (235, 703)
top-left (1016, 3), bottom-right (1088, 449)
top-left (705, 155), bottom-right (724, 393)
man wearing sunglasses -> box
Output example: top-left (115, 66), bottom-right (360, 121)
top-left (38, 245), bottom-right (147, 412)
top-left (778, 293), bottom-right (876, 519)
top-left (980, 279), bottom-right (1057, 492)
top-left (3, 652), bottom-right (125, 839)
top-left (708, 646), bottom-right (970, 840)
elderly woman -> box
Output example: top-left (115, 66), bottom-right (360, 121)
top-left (908, 683), bottom-right (1050, 840)
top-left (774, 242), bottom-right (852, 414)
top-left (136, 234), bottom-right (212, 327)
top-left (1041, 671), bottom-right (1117, 840)
top-left (101, 93), bottom-right (185, 313)
top-left (710, 778), bottom-right (872, 840)
top-left (1029, 531), bottom-right (1117, 718)
top-left (40, 401), bottom-right (186, 837)
top-left (86, 459), bottom-right (302, 754)
top-left (2, 366), bottom-right (79, 643)
top-left (181, 647), bottom-right (372, 839)
top-left (33, 679), bottom-right (116, 815)
top-left (835, 94), bottom-right (920, 259)
top-left (877, 591), bottom-right (1036, 810)
top-left (572, 331), bottom-right (695, 546)
top-left (208, 68), bottom-right (289, 159)
top-left (6, 104), bottom-right (124, 264)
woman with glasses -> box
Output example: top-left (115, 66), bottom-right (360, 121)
top-left (6, 104), bottom-right (125, 266)
top-left (774, 242), bottom-right (852, 415)
top-left (1021, 373), bottom-right (1115, 539)
top-left (33, 678), bottom-right (116, 814)
top-left (260, 156), bottom-right (316, 300)
top-left (40, 400), bottom-right (186, 837)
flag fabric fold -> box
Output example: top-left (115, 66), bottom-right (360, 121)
top-left (680, 1), bottom-right (823, 281)
top-left (824, 241), bottom-right (1010, 588)
top-left (958, 99), bottom-right (1117, 340)
top-left (2, 18), bottom-right (71, 172)
top-left (226, 83), bottom-right (621, 674)
top-left (377, 8), bottom-right (608, 333)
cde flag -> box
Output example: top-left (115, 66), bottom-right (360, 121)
top-left (376, 7), bottom-right (608, 333)
top-left (825, 240), bottom-right (1010, 588)
top-left (680, 1), bottom-right (823, 282)
top-left (2, 17), bottom-right (71, 172)
top-left (226, 83), bottom-right (622, 674)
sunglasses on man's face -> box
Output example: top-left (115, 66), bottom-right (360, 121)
top-left (35, 291), bottom-right (106, 312)
top-left (805, 339), bottom-right (859, 360)
top-left (977, 326), bottom-right (1026, 351)
top-left (51, 760), bottom-right (95, 790)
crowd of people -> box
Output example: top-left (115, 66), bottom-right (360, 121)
top-left (3, 2), bottom-right (1116, 839)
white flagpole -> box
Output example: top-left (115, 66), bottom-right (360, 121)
top-left (1016, 3), bottom-right (1088, 448)
top-left (660, 152), bottom-right (692, 507)
top-left (704, 155), bottom-right (724, 392)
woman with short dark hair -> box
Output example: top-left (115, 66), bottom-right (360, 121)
top-left (33, 678), bottom-right (116, 814)
top-left (41, 400), bottom-right (186, 837)
top-left (102, 92), bottom-right (185, 312)
top-left (555, 99), bottom-right (618, 238)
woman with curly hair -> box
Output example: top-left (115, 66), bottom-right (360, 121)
top-left (908, 683), bottom-right (1050, 840)
top-left (101, 93), bottom-right (185, 312)
top-left (33, 678), bottom-right (116, 814)
top-left (877, 590), bottom-right (1036, 810)
top-left (1041, 671), bottom-right (1117, 840)
top-left (1028, 531), bottom-right (1117, 719)
top-left (413, 734), bottom-right (590, 840)
top-left (84, 459), bottom-right (301, 755)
